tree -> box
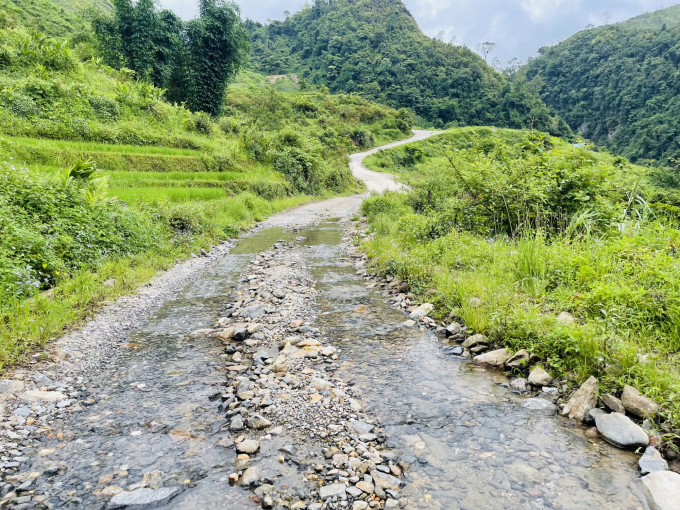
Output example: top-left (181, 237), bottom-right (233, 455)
top-left (603, 12), bottom-right (611, 24)
top-left (476, 41), bottom-right (496, 62)
top-left (185, 0), bottom-right (250, 116)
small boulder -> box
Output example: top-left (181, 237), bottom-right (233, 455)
top-left (319, 483), bottom-right (346, 501)
top-left (462, 334), bottom-right (488, 349)
top-left (510, 378), bottom-right (527, 393)
top-left (241, 467), bottom-right (259, 487)
top-left (108, 487), bottom-right (180, 510)
top-left (562, 376), bottom-right (598, 422)
top-left (236, 440), bottom-right (260, 454)
top-left (446, 322), bottom-right (462, 336)
top-left (602, 393), bottom-right (625, 414)
top-left (556, 312), bottom-right (575, 326)
top-left (473, 348), bottom-right (511, 367)
top-left (594, 412), bottom-right (649, 448)
top-left (528, 367), bottom-right (552, 387)
top-left (522, 398), bottom-right (557, 415)
top-left (621, 385), bottom-right (660, 418)
top-left (638, 471), bottom-right (680, 510)
top-left (247, 414), bottom-right (272, 430)
top-left (506, 350), bottom-right (530, 368)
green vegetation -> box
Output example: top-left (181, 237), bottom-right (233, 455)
top-left (0, 0), bottom-right (412, 367)
top-left (247, 0), bottom-right (570, 134)
top-left (361, 128), bottom-right (680, 437)
top-left (520, 4), bottom-right (680, 165)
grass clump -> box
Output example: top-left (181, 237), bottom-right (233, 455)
top-left (361, 127), bottom-right (680, 446)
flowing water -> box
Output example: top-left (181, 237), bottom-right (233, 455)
top-left (23, 218), bottom-right (642, 510)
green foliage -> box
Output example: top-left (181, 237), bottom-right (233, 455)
top-left (521, 4), bottom-right (680, 164)
top-left (247, 0), bottom-right (570, 134)
top-left (361, 128), bottom-right (680, 428)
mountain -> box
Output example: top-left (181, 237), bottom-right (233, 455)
top-left (520, 5), bottom-right (680, 164)
top-left (246, 0), bottom-right (570, 135)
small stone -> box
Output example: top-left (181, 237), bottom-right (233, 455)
top-left (290, 320), bottom-right (304, 328)
top-left (510, 378), bottom-right (527, 392)
top-left (639, 446), bottom-right (669, 475)
top-left (236, 440), bottom-right (260, 454)
top-left (385, 499), bottom-right (400, 509)
top-left (247, 414), bottom-right (272, 430)
top-left (446, 322), bottom-right (461, 336)
top-left (522, 398), bottom-right (557, 415)
top-left (528, 367), bottom-right (552, 387)
top-left (19, 390), bottom-right (66, 402)
top-left (563, 376), bottom-right (598, 422)
top-left (639, 471), bottom-right (680, 510)
top-left (353, 502), bottom-right (369, 510)
top-left (621, 385), bottom-right (660, 418)
top-left (262, 495), bottom-right (274, 509)
top-left (473, 348), bottom-right (511, 367)
top-left (557, 312), bottom-right (575, 326)
top-left (319, 483), bottom-right (346, 500)
top-left (584, 408), bottom-right (607, 426)
top-left (108, 487), bottom-right (180, 509)
top-left (230, 415), bottom-right (245, 431)
top-left (347, 486), bottom-right (363, 498)
top-left (347, 420), bottom-right (374, 435)
top-left (356, 481), bottom-right (375, 493)
top-left (585, 427), bottom-right (599, 438)
top-left (98, 474), bottom-right (114, 486)
top-left (505, 350), bottom-right (530, 368)
top-left (602, 393), bottom-right (625, 414)
top-left (595, 412), bottom-right (649, 448)
top-left (241, 467), bottom-right (259, 487)
top-left (32, 372), bottom-right (53, 386)
top-left (101, 486), bottom-right (124, 496)
top-left (228, 473), bottom-right (239, 484)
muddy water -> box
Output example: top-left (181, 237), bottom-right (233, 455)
top-left (305, 222), bottom-right (642, 510)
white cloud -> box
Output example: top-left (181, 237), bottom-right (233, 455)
top-left (520, 0), bottom-right (574, 21)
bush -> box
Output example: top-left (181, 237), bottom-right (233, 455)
top-left (273, 146), bottom-right (321, 194)
top-left (88, 96), bottom-right (120, 119)
top-left (9, 95), bottom-right (39, 117)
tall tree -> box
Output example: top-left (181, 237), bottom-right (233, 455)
top-left (185, 0), bottom-right (249, 116)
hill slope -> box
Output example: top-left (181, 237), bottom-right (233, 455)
top-left (247, 0), bottom-right (570, 135)
top-left (521, 5), bottom-right (680, 164)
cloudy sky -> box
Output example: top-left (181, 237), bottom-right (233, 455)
top-left (159, 0), bottom-right (677, 64)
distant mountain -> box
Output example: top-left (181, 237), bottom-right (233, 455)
top-left (520, 5), bottom-right (680, 164)
top-left (247, 0), bottom-right (570, 135)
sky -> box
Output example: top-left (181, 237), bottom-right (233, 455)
top-left (159, 0), bottom-right (678, 64)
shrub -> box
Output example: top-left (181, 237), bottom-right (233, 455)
top-left (9, 95), bottom-right (39, 117)
top-left (273, 146), bottom-right (321, 194)
top-left (88, 96), bottom-right (120, 119)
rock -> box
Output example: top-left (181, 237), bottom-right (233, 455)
top-left (236, 440), bottom-right (260, 454)
top-left (233, 327), bottom-right (248, 341)
top-left (442, 345), bottom-right (464, 356)
top-left (241, 467), bottom-right (259, 487)
top-left (528, 367), bottom-right (552, 387)
top-left (602, 393), bottom-right (625, 414)
top-left (32, 372), bottom-right (53, 386)
top-left (398, 282), bottom-right (409, 293)
top-left (400, 320), bottom-right (416, 327)
top-left (461, 334), bottom-right (488, 349)
top-left (510, 378), bottom-right (527, 392)
top-left (639, 447), bottom-right (669, 475)
top-left (639, 471), bottom-right (680, 510)
top-left (621, 385), bottom-right (660, 418)
top-left (506, 350), bottom-right (530, 368)
top-left (13, 406), bottom-right (31, 417)
top-left (320, 346), bottom-right (337, 357)
top-left (353, 502), bottom-right (369, 510)
top-left (20, 390), bottom-right (66, 402)
top-left (262, 495), bottom-right (274, 509)
top-left (522, 398), bottom-right (557, 415)
top-left (585, 427), bottom-right (600, 438)
top-left (584, 408), bottom-right (607, 426)
top-left (240, 305), bottom-right (266, 319)
top-left (445, 322), bottom-right (461, 336)
top-left (319, 483), bottom-right (346, 500)
top-left (347, 420), bottom-right (374, 435)
top-left (108, 487), bottom-right (180, 509)
top-left (473, 348), bottom-right (511, 367)
top-left (356, 481), bottom-right (374, 493)
top-left (557, 312), bottom-right (575, 326)
top-left (310, 377), bottom-right (333, 390)
top-left (562, 376), bottom-right (598, 422)
top-left (385, 500), bottom-right (400, 509)
top-left (0, 380), bottom-right (24, 395)
top-left (371, 470), bottom-right (402, 491)
top-left (308, 505), bottom-right (323, 510)
top-left (247, 415), bottom-right (272, 430)
top-left (594, 412), bottom-right (649, 448)
top-left (332, 453), bottom-right (349, 467)
top-left (230, 415), bottom-right (244, 431)
top-left (101, 486), bottom-right (124, 496)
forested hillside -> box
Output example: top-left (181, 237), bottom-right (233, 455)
top-left (247, 0), bottom-right (570, 135)
top-left (521, 5), bottom-right (680, 164)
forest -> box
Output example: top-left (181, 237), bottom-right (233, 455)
top-left (247, 0), bottom-right (571, 135)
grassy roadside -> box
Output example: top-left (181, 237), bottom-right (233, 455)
top-left (360, 127), bottom-right (680, 442)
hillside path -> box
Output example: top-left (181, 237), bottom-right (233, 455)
top-left (0, 130), bottom-right (644, 510)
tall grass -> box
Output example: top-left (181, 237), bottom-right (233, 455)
top-left (3, 136), bottom-right (202, 156)
top-left (110, 187), bottom-right (226, 202)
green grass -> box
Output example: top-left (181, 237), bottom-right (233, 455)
top-left (360, 127), bottom-right (680, 438)
top-left (105, 169), bottom-right (286, 187)
top-left (110, 187), bottom-right (226, 203)
top-left (4, 136), bottom-right (202, 157)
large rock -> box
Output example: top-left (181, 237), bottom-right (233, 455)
top-left (0, 380), bottom-right (24, 395)
top-left (621, 385), bottom-right (660, 418)
top-left (594, 412), bottom-right (649, 448)
top-left (108, 487), bottom-right (180, 509)
top-left (528, 367), bottom-right (552, 387)
top-left (446, 322), bottom-right (462, 336)
top-left (240, 304), bottom-right (266, 319)
top-left (240, 467), bottom-right (259, 487)
top-left (409, 303), bottom-right (433, 320)
top-left (462, 334), bottom-right (488, 349)
top-left (506, 350), bottom-right (530, 368)
top-left (319, 483), bottom-right (346, 501)
top-left (562, 376), bottom-right (598, 422)
top-left (639, 471), bottom-right (680, 510)
top-left (473, 348), bottom-right (511, 367)
top-left (602, 393), bottom-right (625, 414)
top-left (639, 447), bottom-right (669, 475)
